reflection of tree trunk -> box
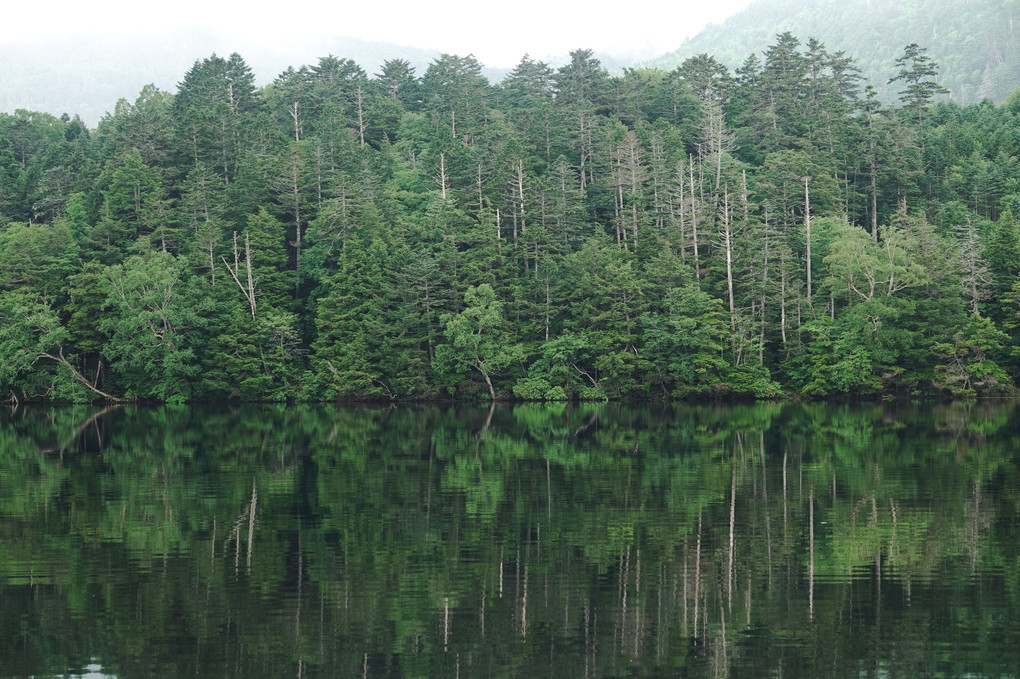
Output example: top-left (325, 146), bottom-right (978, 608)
top-left (584, 604), bottom-right (592, 678)
top-left (247, 478), bottom-right (258, 571)
top-left (809, 486), bottom-right (814, 621)
top-left (682, 536), bottom-right (689, 638)
top-left (38, 404), bottom-right (122, 455)
top-left (875, 550), bottom-right (882, 677)
top-left (476, 402), bottom-right (495, 443)
top-left (715, 591), bottom-right (728, 678)
top-left (694, 509), bottom-right (702, 639)
top-left (761, 432), bottom-right (772, 590)
top-left (444, 596), bottom-right (450, 651)
top-left (295, 534), bottom-right (303, 679)
top-left (746, 568), bottom-right (752, 627)
top-left (783, 449), bottom-right (788, 536)
top-left (520, 565), bottom-right (528, 637)
top-left (633, 548), bottom-right (641, 658)
top-left (967, 482), bottom-right (981, 575)
top-left (573, 411), bottom-right (599, 437)
top-left (656, 562), bottom-right (665, 661)
top-left (617, 547), bottom-right (629, 651)
top-left (728, 457), bottom-right (736, 612)
top-left (546, 458), bottom-right (552, 522)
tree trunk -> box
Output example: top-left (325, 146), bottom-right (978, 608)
top-left (804, 176), bottom-right (812, 303)
top-left (689, 157), bottom-right (700, 281)
top-left (477, 360), bottom-right (496, 400)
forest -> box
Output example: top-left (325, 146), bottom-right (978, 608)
top-left (649, 0), bottom-right (1020, 105)
top-left (1, 34), bottom-right (1019, 403)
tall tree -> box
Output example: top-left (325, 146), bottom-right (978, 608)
top-left (173, 53), bottom-right (261, 182)
top-left (888, 43), bottom-right (949, 151)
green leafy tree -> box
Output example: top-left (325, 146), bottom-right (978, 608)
top-left (434, 283), bottom-right (523, 399)
top-left (0, 290), bottom-right (114, 402)
top-left (101, 250), bottom-right (212, 402)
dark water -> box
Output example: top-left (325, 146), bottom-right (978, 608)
top-left (1, 401), bottom-right (1019, 678)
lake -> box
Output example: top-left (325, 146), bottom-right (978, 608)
top-left (1, 401), bottom-right (1018, 678)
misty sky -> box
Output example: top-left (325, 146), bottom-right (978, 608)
top-left (4, 0), bottom-right (755, 67)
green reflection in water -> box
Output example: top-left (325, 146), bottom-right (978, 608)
top-left (1, 401), bottom-right (1019, 678)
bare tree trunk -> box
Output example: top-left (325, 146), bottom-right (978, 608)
top-left (517, 159), bottom-right (527, 234)
top-left (222, 231), bottom-right (257, 319)
top-left (780, 249), bottom-right (788, 346)
top-left (723, 188), bottom-right (735, 338)
top-left (356, 85), bottom-right (366, 148)
top-left (477, 360), bottom-right (496, 400)
top-left (689, 157), bottom-right (700, 281)
top-left (477, 163), bottom-right (484, 213)
top-left (545, 280), bottom-right (551, 342)
top-left (804, 176), bottom-right (813, 303)
top-left (438, 152), bottom-right (448, 201)
top-left (36, 349), bottom-right (122, 401)
top-left (291, 101), bottom-right (301, 142)
top-left (676, 160), bottom-right (686, 259)
top-left (288, 154), bottom-right (303, 277)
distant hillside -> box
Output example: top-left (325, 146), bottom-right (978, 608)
top-left (0, 31), bottom-right (645, 127)
top-left (0, 29), bottom-right (446, 126)
top-left (645, 0), bottom-right (1020, 104)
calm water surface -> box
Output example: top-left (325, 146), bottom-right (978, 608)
top-left (1, 401), bottom-right (1019, 678)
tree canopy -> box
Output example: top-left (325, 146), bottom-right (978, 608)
top-left (1, 40), bottom-right (1018, 403)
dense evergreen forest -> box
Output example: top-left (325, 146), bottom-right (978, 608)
top-left (2, 36), bottom-right (1019, 403)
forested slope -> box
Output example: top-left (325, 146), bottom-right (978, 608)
top-left (647, 0), bottom-right (1020, 104)
top-left (1, 39), bottom-right (1019, 403)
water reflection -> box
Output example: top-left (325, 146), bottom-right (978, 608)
top-left (0, 401), bottom-right (1018, 677)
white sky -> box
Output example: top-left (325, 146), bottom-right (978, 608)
top-left (4, 0), bottom-right (755, 67)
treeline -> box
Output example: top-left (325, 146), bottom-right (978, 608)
top-left (648, 0), bottom-right (1020, 105)
top-left (1, 35), bottom-right (1019, 403)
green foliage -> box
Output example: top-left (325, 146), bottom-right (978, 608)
top-left (933, 314), bottom-right (1012, 396)
top-left (1, 401), bottom-right (1018, 676)
top-left (643, 284), bottom-right (731, 396)
top-left (100, 250), bottom-right (212, 402)
top-left (434, 284), bottom-right (525, 399)
top-left (0, 220), bottom-right (79, 300)
top-left (0, 36), bottom-right (1017, 402)
top-left (0, 291), bottom-right (64, 395)
top-left (511, 377), bottom-right (568, 401)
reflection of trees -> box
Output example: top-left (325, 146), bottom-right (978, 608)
top-left (0, 401), bottom-right (1018, 677)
